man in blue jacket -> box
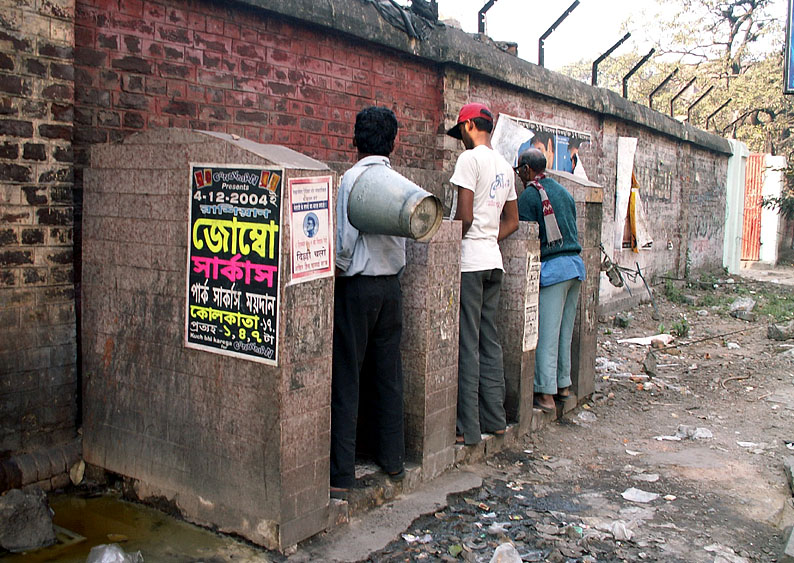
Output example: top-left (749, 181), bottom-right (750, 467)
top-left (516, 148), bottom-right (585, 413)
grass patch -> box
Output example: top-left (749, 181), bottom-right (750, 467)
top-left (756, 292), bottom-right (794, 323)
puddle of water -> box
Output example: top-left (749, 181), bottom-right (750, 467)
top-left (0, 492), bottom-right (272, 563)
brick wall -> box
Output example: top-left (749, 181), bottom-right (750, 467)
top-left (73, 0), bottom-right (442, 168)
top-left (0, 0), bottom-right (77, 457)
top-left (470, 75), bottom-right (729, 308)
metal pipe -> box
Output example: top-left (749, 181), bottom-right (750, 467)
top-left (622, 48), bottom-right (655, 98)
top-left (686, 85), bottom-right (714, 123)
top-left (670, 76), bottom-right (696, 117)
top-left (648, 68), bottom-right (679, 110)
top-left (478, 0), bottom-right (497, 34)
top-left (591, 32), bottom-right (631, 86)
top-left (706, 97), bottom-right (732, 129)
top-left (538, 0), bottom-right (580, 67)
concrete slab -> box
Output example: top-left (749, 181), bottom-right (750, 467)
top-left (291, 469), bottom-right (482, 562)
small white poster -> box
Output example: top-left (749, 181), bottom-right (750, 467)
top-left (289, 175), bottom-right (333, 283)
top-left (523, 252), bottom-right (541, 352)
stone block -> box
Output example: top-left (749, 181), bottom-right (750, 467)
top-left (0, 488), bottom-right (56, 552)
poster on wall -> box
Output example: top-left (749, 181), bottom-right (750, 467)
top-left (185, 164), bottom-right (282, 366)
top-left (785, 0), bottom-right (794, 94)
top-left (492, 114), bottom-right (592, 180)
top-left (522, 252), bottom-right (541, 352)
top-left (289, 175), bottom-right (333, 283)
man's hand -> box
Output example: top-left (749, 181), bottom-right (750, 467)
top-left (453, 186), bottom-right (474, 237)
top-left (498, 199), bottom-right (519, 241)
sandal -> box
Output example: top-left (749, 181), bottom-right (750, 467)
top-left (387, 468), bottom-right (405, 482)
top-left (554, 387), bottom-right (571, 401)
top-left (455, 435), bottom-right (465, 444)
top-left (533, 397), bottom-right (556, 414)
top-left (330, 487), bottom-right (349, 500)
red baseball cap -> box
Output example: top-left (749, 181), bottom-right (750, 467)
top-left (446, 102), bottom-right (493, 139)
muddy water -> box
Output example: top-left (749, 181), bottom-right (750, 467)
top-left (1, 492), bottom-right (272, 562)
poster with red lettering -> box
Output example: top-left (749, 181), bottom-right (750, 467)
top-left (185, 163), bottom-right (282, 365)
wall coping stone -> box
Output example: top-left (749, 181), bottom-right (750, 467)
top-left (234, 0), bottom-right (732, 155)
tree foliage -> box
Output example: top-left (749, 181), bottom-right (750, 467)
top-left (558, 0), bottom-right (792, 156)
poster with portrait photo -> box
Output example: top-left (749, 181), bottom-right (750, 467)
top-left (289, 175), bottom-right (334, 284)
top-left (493, 114), bottom-right (591, 180)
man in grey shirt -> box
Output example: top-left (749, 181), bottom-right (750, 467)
top-left (330, 106), bottom-right (406, 498)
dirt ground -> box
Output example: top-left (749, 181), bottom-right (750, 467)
top-left (356, 267), bottom-right (794, 562)
top-left (5, 268), bottom-right (794, 563)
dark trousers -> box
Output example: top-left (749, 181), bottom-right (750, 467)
top-left (330, 275), bottom-right (404, 489)
top-left (457, 269), bottom-right (506, 445)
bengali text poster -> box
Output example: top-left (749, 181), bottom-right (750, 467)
top-left (185, 164), bottom-right (282, 365)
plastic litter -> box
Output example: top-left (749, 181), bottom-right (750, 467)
top-left (488, 542), bottom-right (523, 563)
top-left (610, 521), bottom-right (634, 541)
top-left (618, 334), bottom-right (674, 346)
top-left (703, 543), bottom-right (750, 563)
top-left (86, 544), bottom-right (144, 563)
top-left (621, 487), bottom-right (659, 503)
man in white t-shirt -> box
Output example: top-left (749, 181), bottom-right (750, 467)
top-left (447, 103), bottom-right (519, 445)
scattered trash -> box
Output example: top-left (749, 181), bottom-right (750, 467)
top-left (618, 334), bottom-right (675, 347)
top-left (621, 487), bottom-right (660, 503)
top-left (633, 473), bottom-right (660, 483)
top-left (729, 297), bottom-right (756, 313)
top-left (654, 434), bottom-right (682, 441)
top-left (490, 543), bottom-right (521, 563)
top-left (86, 544), bottom-right (144, 563)
top-left (703, 543), bottom-right (750, 563)
top-left (486, 522), bottom-right (510, 535)
top-left (663, 495), bottom-right (677, 501)
top-left (610, 521), bottom-right (634, 541)
top-left (402, 533), bottom-right (433, 544)
top-left (596, 357), bottom-right (623, 373)
top-left (577, 411), bottom-right (597, 423)
top-left (696, 309), bottom-right (709, 316)
top-left (726, 342), bottom-right (741, 350)
top-left (676, 425), bottom-right (713, 440)
top-left (70, 460), bottom-right (86, 486)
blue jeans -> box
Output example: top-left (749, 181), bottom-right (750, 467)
top-left (535, 278), bottom-right (581, 395)
top-left (457, 269), bottom-right (506, 445)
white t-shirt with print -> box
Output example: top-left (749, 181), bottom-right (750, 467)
top-left (450, 144), bottom-right (517, 273)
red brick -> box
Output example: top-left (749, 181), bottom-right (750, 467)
top-left (187, 11), bottom-right (206, 31)
top-left (206, 16), bottom-right (224, 35)
top-left (120, 0), bottom-right (143, 17)
top-left (156, 23), bottom-right (192, 45)
top-left (165, 7), bottom-right (187, 27)
top-left (166, 80), bottom-right (186, 99)
top-left (143, 2), bottom-right (165, 21)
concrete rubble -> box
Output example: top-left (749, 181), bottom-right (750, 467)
top-left (0, 488), bottom-right (56, 553)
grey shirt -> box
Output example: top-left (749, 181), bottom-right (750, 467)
top-left (336, 155), bottom-right (406, 277)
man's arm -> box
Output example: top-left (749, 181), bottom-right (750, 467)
top-left (453, 185), bottom-right (474, 237)
top-left (498, 199), bottom-right (519, 241)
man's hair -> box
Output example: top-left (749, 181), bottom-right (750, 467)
top-left (530, 130), bottom-right (553, 149)
top-left (354, 106), bottom-right (398, 156)
top-left (471, 115), bottom-right (493, 135)
top-left (518, 148), bottom-right (547, 173)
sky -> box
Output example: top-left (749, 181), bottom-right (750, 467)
top-left (434, 0), bottom-right (659, 70)
top-left (425, 0), bottom-right (787, 71)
